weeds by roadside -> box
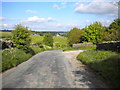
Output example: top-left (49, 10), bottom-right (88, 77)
top-left (77, 50), bottom-right (120, 88)
top-left (1, 48), bottom-right (32, 72)
top-left (63, 45), bottom-right (96, 51)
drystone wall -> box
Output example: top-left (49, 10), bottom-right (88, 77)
top-left (0, 39), bottom-right (13, 49)
top-left (96, 41), bottom-right (120, 52)
top-left (72, 43), bottom-right (93, 47)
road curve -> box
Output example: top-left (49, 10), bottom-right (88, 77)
top-left (2, 50), bottom-right (74, 88)
top-left (2, 50), bottom-right (108, 88)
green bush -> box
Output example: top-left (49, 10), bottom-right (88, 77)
top-left (43, 33), bottom-right (53, 47)
top-left (82, 22), bottom-right (106, 44)
top-left (77, 50), bottom-right (120, 88)
top-left (68, 28), bottom-right (83, 46)
top-left (2, 48), bottom-right (32, 72)
top-left (12, 24), bottom-right (31, 52)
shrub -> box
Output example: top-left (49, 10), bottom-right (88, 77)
top-left (68, 28), bottom-right (83, 46)
top-left (43, 33), bottom-right (53, 47)
top-left (82, 22), bottom-right (106, 44)
top-left (12, 24), bottom-right (31, 52)
top-left (2, 48), bottom-right (32, 72)
top-left (30, 46), bottom-right (44, 54)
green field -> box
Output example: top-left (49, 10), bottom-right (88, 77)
top-left (30, 35), bottom-right (43, 44)
top-left (53, 36), bottom-right (68, 48)
top-left (53, 36), bottom-right (68, 44)
top-left (0, 32), bottom-right (12, 39)
top-left (30, 35), bottom-right (68, 47)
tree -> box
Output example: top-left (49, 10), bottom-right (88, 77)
top-left (43, 33), bottom-right (53, 47)
top-left (107, 19), bottom-right (120, 41)
top-left (68, 28), bottom-right (83, 46)
top-left (12, 24), bottom-right (31, 51)
top-left (82, 22), bottom-right (106, 44)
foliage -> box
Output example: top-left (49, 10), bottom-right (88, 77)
top-left (82, 22), bottom-right (106, 44)
top-left (68, 28), bottom-right (83, 46)
top-left (2, 48), bottom-right (32, 72)
top-left (77, 50), bottom-right (120, 88)
top-left (12, 24), bottom-right (31, 52)
top-left (43, 33), bottom-right (53, 47)
top-left (104, 19), bottom-right (120, 41)
top-left (30, 46), bottom-right (45, 54)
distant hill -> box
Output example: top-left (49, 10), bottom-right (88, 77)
top-left (0, 30), bottom-right (12, 32)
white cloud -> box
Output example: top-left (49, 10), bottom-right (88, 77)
top-left (66, 24), bottom-right (78, 27)
top-left (99, 19), bottom-right (113, 24)
top-left (22, 16), bottom-right (55, 23)
top-left (0, 17), bottom-right (21, 21)
top-left (25, 9), bottom-right (37, 14)
top-left (0, 24), bottom-right (14, 30)
top-left (85, 19), bottom-right (113, 26)
top-left (53, 4), bottom-right (59, 8)
top-left (53, 2), bottom-right (67, 9)
top-left (56, 24), bottom-right (63, 28)
top-left (61, 2), bottom-right (66, 5)
top-left (75, 0), bottom-right (118, 17)
top-left (85, 20), bottom-right (91, 23)
top-left (0, 17), bottom-right (5, 21)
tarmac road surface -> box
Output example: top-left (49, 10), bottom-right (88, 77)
top-left (2, 50), bottom-right (109, 88)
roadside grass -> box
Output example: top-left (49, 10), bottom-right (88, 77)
top-left (30, 46), bottom-right (45, 54)
top-left (63, 45), bottom-right (96, 51)
top-left (77, 50), bottom-right (120, 88)
top-left (0, 32), bottom-right (12, 39)
top-left (2, 48), bottom-right (32, 72)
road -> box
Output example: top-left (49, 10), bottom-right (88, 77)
top-left (2, 50), bottom-right (108, 88)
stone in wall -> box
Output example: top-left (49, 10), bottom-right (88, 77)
top-left (96, 41), bottom-right (120, 52)
top-left (0, 39), bottom-right (14, 49)
top-left (72, 43), bottom-right (93, 47)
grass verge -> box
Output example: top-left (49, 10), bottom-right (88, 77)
top-left (63, 45), bottom-right (96, 51)
top-left (77, 50), bottom-right (120, 88)
top-left (1, 48), bottom-right (32, 72)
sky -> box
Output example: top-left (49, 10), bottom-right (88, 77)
top-left (0, 0), bottom-right (119, 31)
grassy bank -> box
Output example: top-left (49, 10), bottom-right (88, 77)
top-left (63, 45), bottom-right (96, 51)
top-left (1, 48), bottom-right (32, 72)
top-left (77, 50), bottom-right (120, 88)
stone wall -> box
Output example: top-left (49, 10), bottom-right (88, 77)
top-left (72, 43), bottom-right (93, 47)
top-left (0, 39), bottom-right (13, 49)
top-left (96, 41), bottom-right (120, 52)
